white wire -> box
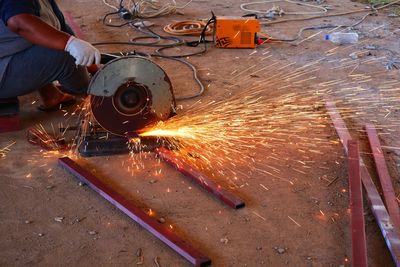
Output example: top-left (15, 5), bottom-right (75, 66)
top-left (102, 0), bottom-right (194, 18)
top-left (102, 0), bottom-right (119, 11)
top-left (240, 0), bottom-right (328, 16)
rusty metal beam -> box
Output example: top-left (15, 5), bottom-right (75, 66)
top-left (0, 115), bottom-right (20, 134)
top-left (366, 124), bottom-right (400, 230)
top-left (348, 140), bottom-right (368, 267)
top-left (63, 11), bottom-right (86, 40)
top-left (325, 101), bottom-right (400, 266)
top-left (58, 157), bottom-right (211, 266)
top-left (155, 147), bottom-right (245, 209)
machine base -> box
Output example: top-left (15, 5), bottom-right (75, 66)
top-left (78, 135), bottom-right (130, 157)
top-left (78, 134), bottom-right (170, 157)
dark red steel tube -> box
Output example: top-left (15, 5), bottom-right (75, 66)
top-left (63, 11), bottom-right (86, 40)
top-left (348, 140), bottom-right (368, 267)
top-left (325, 101), bottom-right (400, 266)
top-left (366, 124), bottom-right (400, 230)
top-left (155, 147), bottom-right (245, 209)
top-left (0, 115), bottom-right (20, 133)
top-left (58, 157), bottom-right (211, 266)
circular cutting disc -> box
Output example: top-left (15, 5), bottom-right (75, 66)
top-left (88, 56), bottom-right (175, 136)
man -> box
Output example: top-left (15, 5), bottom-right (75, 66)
top-left (0, 0), bottom-right (100, 111)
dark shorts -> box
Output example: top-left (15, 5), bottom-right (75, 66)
top-left (0, 45), bottom-right (89, 98)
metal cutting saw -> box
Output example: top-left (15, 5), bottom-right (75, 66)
top-left (79, 55), bottom-right (177, 156)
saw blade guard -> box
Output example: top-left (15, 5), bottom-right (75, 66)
top-left (88, 56), bottom-right (176, 136)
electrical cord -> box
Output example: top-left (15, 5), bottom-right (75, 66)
top-left (102, 0), bottom-right (194, 18)
top-left (129, 22), bottom-right (185, 47)
top-left (240, 0), bottom-right (328, 16)
top-left (261, 11), bottom-right (372, 43)
top-left (102, 10), bottom-right (137, 27)
top-left (95, 12), bottom-right (216, 58)
top-left (259, 0), bottom-right (400, 25)
top-left (154, 54), bottom-right (205, 100)
top-left (156, 13), bottom-right (216, 57)
top-left (257, 0), bottom-right (400, 44)
top-left (96, 1), bottom-right (211, 99)
top-left (163, 20), bottom-right (214, 36)
top-left (100, 52), bottom-right (205, 100)
top-left (102, 0), bottom-right (120, 11)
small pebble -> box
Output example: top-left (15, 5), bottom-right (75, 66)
top-left (46, 185), bottom-right (54, 190)
top-left (54, 217), bottom-right (64, 223)
top-left (88, 231), bottom-right (97, 235)
top-left (149, 179), bottom-right (158, 184)
top-left (136, 248), bottom-right (142, 257)
top-left (158, 218), bottom-right (166, 224)
top-left (24, 220), bottom-right (32, 224)
top-left (38, 233), bottom-right (44, 237)
top-left (220, 237), bottom-right (229, 244)
top-left (274, 247), bottom-right (286, 254)
top-left (256, 246), bottom-right (262, 251)
top-left (75, 217), bottom-right (85, 223)
top-left (78, 182), bottom-right (85, 187)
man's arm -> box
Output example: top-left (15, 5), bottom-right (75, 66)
top-left (6, 13), bottom-right (100, 66)
top-left (7, 13), bottom-right (70, 50)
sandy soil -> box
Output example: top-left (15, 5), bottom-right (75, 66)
top-left (1, 0), bottom-right (400, 266)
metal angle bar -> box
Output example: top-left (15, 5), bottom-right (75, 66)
top-left (155, 147), bottom-right (245, 209)
top-left (348, 140), bottom-right (368, 267)
top-left (365, 124), bottom-right (400, 230)
top-left (0, 115), bottom-right (20, 134)
top-left (63, 11), bottom-right (87, 40)
top-left (58, 157), bottom-right (211, 266)
top-left (325, 101), bottom-right (400, 266)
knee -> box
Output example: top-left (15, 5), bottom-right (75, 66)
top-left (57, 57), bottom-right (90, 95)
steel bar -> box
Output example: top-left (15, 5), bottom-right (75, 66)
top-left (58, 157), bottom-right (211, 266)
top-left (155, 147), bottom-right (245, 209)
top-left (365, 124), bottom-right (400, 230)
top-left (348, 140), bottom-right (368, 267)
top-left (325, 101), bottom-right (400, 266)
top-left (0, 115), bottom-right (20, 134)
top-left (63, 11), bottom-right (86, 40)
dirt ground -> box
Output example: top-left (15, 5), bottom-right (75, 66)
top-left (1, 0), bottom-right (400, 266)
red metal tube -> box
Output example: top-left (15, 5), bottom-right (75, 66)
top-left (155, 147), bottom-right (245, 209)
top-left (58, 157), bottom-right (211, 266)
top-left (0, 115), bottom-right (20, 134)
top-left (365, 124), bottom-right (400, 230)
top-left (348, 140), bottom-right (368, 267)
top-left (325, 101), bottom-right (400, 266)
top-left (63, 11), bottom-right (86, 40)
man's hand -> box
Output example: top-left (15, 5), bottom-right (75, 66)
top-left (65, 36), bottom-right (101, 66)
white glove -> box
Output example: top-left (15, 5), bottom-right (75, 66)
top-left (64, 36), bottom-right (101, 66)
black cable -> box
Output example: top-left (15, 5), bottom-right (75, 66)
top-left (259, 12), bottom-right (373, 44)
top-left (99, 52), bottom-right (205, 100)
top-left (100, 1), bottom-right (217, 57)
top-left (102, 11), bottom-right (135, 27)
top-left (98, 4), bottom-right (211, 96)
top-left (129, 22), bottom-right (185, 47)
top-left (155, 13), bottom-right (216, 58)
top-left (96, 12), bottom-right (217, 58)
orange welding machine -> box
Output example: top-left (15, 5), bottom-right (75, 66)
top-left (214, 16), bottom-right (260, 49)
